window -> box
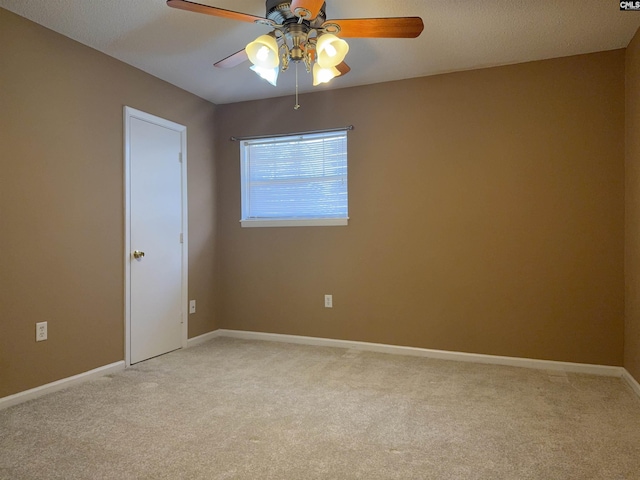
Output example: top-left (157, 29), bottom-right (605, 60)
top-left (240, 130), bottom-right (348, 227)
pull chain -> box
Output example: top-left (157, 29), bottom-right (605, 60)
top-left (294, 62), bottom-right (301, 110)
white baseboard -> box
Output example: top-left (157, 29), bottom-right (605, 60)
top-left (5, 332), bottom-right (634, 411)
top-left (623, 369), bottom-right (640, 398)
top-left (186, 329), bottom-right (222, 348)
top-left (0, 361), bottom-right (125, 411)
top-left (215, 329), bottom-right (625, 378)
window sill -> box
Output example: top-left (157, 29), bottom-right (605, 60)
top-left (240, 218), bottom-right (349, 228)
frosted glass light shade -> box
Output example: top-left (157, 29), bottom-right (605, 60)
top-left (312, 63), bottom-right (340, 86)
top-left (246, 35), bottom-right (279, 69)
top-left (316, 34), bottom-right (349, 68)
top-left (250, 65), bottom-right (279, 86)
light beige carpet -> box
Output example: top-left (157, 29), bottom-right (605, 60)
top-left (1, 337), bottom-right (640, 479)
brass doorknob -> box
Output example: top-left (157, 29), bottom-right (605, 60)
top-left (133, 250), bottom-right (145, 259)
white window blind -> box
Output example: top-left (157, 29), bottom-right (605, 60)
top-left (240, 130), bottom-right (348, 227)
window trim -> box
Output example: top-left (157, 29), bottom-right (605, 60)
top-left (240, 218), bottom-right (349, 228)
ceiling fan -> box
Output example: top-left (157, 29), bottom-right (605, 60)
top-left (167, 0), bottom-right (424, 93)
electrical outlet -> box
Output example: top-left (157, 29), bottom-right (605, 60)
top-left (189, 300), bottom-right (196, 314)
top-left (36, 322), bottom-right (47, 342)
top-left (324, 295), bottom-right (333, 308)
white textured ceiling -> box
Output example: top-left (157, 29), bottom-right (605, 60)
top-left (1, 0), bottom-right (639, 105)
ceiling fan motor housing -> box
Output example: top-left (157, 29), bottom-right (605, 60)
top-left (264, 1), bottom-right (328, 65)
top-left (266, 0), bottom-right (327, 28)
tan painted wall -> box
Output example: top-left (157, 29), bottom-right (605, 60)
top-left (0, 9), bottom-right (218, 398)
top-left (216, 50), bottom-right (625, 366)
top-left (625, 28), bottom-right (640, 383)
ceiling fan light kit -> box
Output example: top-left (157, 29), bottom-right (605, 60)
top-left (246, 34), bottom-right (280, 69)
top-left (167, 0), bottom-right (424, 104)
top-left (312, 63), bottom-right (340, 86)
top-left (250, 64), bottom-right (279, 86)
top-left (315, 33), bottom-right (349, 68)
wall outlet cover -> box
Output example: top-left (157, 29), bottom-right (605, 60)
top-left (36, 321), bottom-right (48, 342)
top-left (324, 295), bottom-right (333, 308)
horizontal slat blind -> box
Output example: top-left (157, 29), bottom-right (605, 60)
top-left (241, 131), bottom-right (348, 221)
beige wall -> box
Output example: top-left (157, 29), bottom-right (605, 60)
top-left (216, 50), bottom-right (626, 366)
top-left (0, 9), bottom-right (218, 398)
top-left (626, 28), bottom-right (640, 383)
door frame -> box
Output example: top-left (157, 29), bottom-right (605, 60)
top-left (123, 106), bottom-right (188, 367)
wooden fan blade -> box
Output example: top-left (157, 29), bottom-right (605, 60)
top-left (214, 49), bottom-right (249, 68)
top-left (323, 17), bottom-right (424, 38)
top-left (335, 62), bottom-right (350, 77)
top-left (290, 0), bottom-right (324, 20)
top-left (167, 0), bottom-right (265, 24)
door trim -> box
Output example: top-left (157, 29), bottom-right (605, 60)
top-left (123, 106), bottom-right (188, 367)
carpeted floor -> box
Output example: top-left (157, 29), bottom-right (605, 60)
top-left (1, 337), bottom-right (640, 479)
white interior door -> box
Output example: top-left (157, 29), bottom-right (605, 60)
top-left (126, 108), bottom-right (186, 364)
